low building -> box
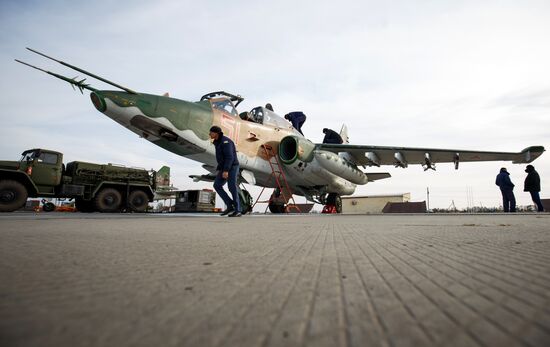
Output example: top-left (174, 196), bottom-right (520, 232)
top-left (382, 201), bottom-right (427, 213)
top-left (342, 193), bottom-right (410, 214)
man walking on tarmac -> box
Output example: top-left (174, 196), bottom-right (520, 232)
top-left (209, 126), bottom-right (241, 217)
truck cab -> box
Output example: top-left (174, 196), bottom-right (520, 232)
top-left (19, 149), bottom-right (63, 194)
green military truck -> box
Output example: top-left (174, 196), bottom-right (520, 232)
top-left (0, 148), bottom-right (158, 213)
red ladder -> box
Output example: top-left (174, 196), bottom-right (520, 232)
top-left (252, 144), bottom-right (302, 213)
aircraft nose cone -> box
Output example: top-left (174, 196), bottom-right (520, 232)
top-left (90, 92), bottom-right (106, 112)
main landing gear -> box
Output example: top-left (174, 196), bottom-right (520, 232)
top-left (238, 187), bottom-right (253, 214)
top-left (322, 193), bottom-right (342, 214)
top-left (267, 188), bottom-right (286, 214)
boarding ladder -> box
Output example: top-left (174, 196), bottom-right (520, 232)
top-left (252, 144), bottom-right (302, 213)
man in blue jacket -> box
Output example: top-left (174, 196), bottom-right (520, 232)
top-left (495, 167), bottom-right (516, 212)
top-left (209, 126), bottom-right (241, 217)
top-left (284, 111), bottom-right (307, 135)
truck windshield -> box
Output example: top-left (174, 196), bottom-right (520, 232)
top-left (37, 152), bottom-right (58, 164)
top-left (20, 151), bottom-right (36, 162)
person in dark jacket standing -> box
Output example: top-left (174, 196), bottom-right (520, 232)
top-left (284, 111), bottom-right (307, 135)
top-left (524, 164), bottom-right (544, 212)
top-left (322, 128), bottom-right (343, 144)
top-left (495, 167), bottom-right (516, 212)
top-left (209, 126), bottom-right (241, 217)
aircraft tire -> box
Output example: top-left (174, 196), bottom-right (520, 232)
top-left (75, 198), bottom-right (95, 212)
top-left (0, 180), bottom-right (28, 212)
top-left (94, 188), bottom-right (122, 213)
top-left (268, 202), bottom-right (286, 214)
top-left (239, 189), bottom-right (253, 214)
top-left (128, 190), bottom-right (149, 212)
top-left (327, 193), bottom-right (343, 213)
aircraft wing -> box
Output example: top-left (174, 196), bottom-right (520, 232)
top-left (316, 144), bottom-right (545, 169)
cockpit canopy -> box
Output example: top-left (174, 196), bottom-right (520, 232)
top-left (211, 98), bottom-right (238, 116)
top-left (201, 91), bottom-right (299, 134)
top-left (248, 107), bottom-right (291, 129)
top-left (200, 91), bottom-right (243, 107)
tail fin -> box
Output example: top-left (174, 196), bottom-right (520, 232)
top-left (339, 124), bottom-right (349, 144)
top-left (155, 166), bottom-right (171, 189)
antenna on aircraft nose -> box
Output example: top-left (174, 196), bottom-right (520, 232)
top-left (15, 59), bottom-right (96, 93)
top-left (26, 47), bottom-right (138, 95)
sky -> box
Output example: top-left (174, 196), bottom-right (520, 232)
top-left (1, 0), bottom-right (549, 210)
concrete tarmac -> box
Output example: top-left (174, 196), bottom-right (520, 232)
top-left (1, 213), bottom-right (549, 347)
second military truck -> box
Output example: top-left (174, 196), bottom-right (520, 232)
top-left (0, 148), bottom-right (164, 213)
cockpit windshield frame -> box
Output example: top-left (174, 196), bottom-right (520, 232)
top-left (248, 107), bottom-right (293, 129)
top-left (211, 98), bottom-right (238, 116)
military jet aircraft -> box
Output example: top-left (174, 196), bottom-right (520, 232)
top-left (16, 48), bottom-right (545, 213)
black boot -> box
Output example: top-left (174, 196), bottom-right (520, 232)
top-left (220, 207), bottom-right (234, 216)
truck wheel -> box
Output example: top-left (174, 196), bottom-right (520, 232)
top-left (42, 202), bottom-right (56, 212)
top-left (95, 188), bottom-right (122, 212)
top-left (128, 190), bottom-right (149, 212)
top-left (75, 198), bottom-right (95, 213)
top-left (0, 180), bottom-right (28, 212)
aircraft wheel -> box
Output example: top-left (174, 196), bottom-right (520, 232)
top-left (128, 190), bottom-right (149, 212)
top-left (268, 202), bottom-right (286, 214)
top-left (0, 180), bottom-right (28, 212)
top-left (94, 188), bottom-right (122, 213)
top-left (238, 189), bottom-right (253, 214)
top-left (327, 193), bottom-right (343, 213)
top-left (75, 198), bottom-right (95, 212)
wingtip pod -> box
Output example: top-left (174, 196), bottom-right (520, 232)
top-left (514, 146), bottom-right (545, 164)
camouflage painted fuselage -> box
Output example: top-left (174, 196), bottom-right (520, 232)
top-left (90, 91), bottom-right (359, 198)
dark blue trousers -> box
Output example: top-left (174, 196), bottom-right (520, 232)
top-left (500, 188), bottom-right (516, 212)
top-left (291, 116), bottom-right (306, 135)
top-left (213, 165), bottom-right (241, 213)
top-left (529, 191), bottom-right (544, 212)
